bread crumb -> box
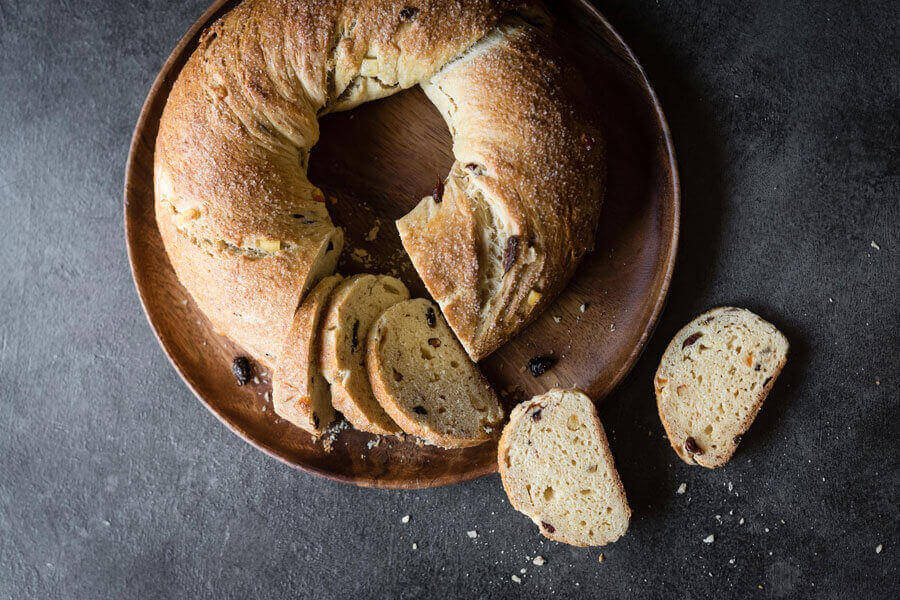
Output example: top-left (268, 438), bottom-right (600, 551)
top-left (552, 315), bottom-right (562, 324)
top-left (598, 553), bottom-right (604, 563)
top-left (609, 323), bottom-right (615, 331)
top-left (366, 438), bottom-right (381, 450)
top-left (412, 543), bottom-right (418, 550)
top-left (520, 568), bottom-right (526, 574)
top-left (467, 530), bottom-right (477, 539)
top-left (401, 515), bottom-right (410, 524)
top-left (703, 535), bottom-right (715, 544)
top-left (739, 518), bottom-right (745, 525)
top-left (729, 558), bottom-right (735, 564)
top-left (532, 556), bottom-right (546, 566)
top-left (876, 544), bottom-right (883, 554)
top-left (579, 302), bottom-right (588, 312)
top-left (764, 528), bottom-right (769, 533)
top-left (676, 482), bottom-right (687, 494)
top-left (728, 482), bottom-right (733, 492)
top-left (511, 575), bottom-right (522, 584)
top-left (871, 240), bottom-right (881, 250)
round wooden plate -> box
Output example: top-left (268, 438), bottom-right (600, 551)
top-left (124, 0), bottom-right (679, 489)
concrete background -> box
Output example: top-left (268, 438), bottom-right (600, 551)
top-left (0, 0), bottom-right (897, 598)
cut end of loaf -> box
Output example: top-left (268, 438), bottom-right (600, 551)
top-left (498, 388), bottom-right (630, 547)
top-left (655, 307), bottom-right (789, 468)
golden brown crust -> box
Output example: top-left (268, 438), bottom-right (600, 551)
top-left (155, 0), bottom-right (524, 364)
top-left (399, 22), bottom-right (604, 361)
top-left (156, 1), bottom-right (602, 371)
top-left (272, 274), bottom-right (343, 435)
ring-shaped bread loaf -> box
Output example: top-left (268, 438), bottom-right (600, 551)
top-left (155, 0), bottom-right (604, 365)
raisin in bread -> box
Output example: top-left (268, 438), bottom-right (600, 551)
top-left (320, 274), bottom-right (409, 435)
top-left (655, 307), bottom-right (789, 468)
top-left (272, 274), bottom-right (342, 435)
top-left (366, 299), bottom-right (502, 448)
top-left (498, 388), bottom-right (630, 547)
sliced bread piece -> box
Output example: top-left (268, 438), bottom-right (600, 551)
top-left (498, 388), bottom-right (630, 547)
top-left (319, 274), bottom-right (409, 435)
top-left (655, 307), bottom-right (789, 468)
top-left (366, 298), bottom-right (503, 448)
top-left (272, 274), bottom-right (343, 436)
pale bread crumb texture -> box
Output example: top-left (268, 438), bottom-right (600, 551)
top-left (366, 298), bottom-right (503, 448)
top-left (498, 388), bottom-right (630, 547)
top-left (320, 274), bottom-right (409, 435)
top-left (655, 307), bottom-right (789, 468)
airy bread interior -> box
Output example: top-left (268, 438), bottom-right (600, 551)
top-left (366, 299), bottom-right (502, 448)
top-left (498, 388), bottom-right (630, 547)
top-left (655, 307), bottom-right (789, 468)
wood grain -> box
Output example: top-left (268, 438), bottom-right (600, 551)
top-left (124, 0), bottom-right (680, 489)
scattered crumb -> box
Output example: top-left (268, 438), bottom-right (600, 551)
top-left (467, 530), bottom-right (477, 539)
top-left (511, 575), bottom-right (522, 584)
top-left (520, 568), bottom-right (527, 574)
top-left (876, 544), bottom-right (883, 554)
top-left (365, 223), bottom-right (380, 241)
top-left (871, 241), bottom-right (881, 250)
top-left (739, 518), bottom-right (745, 525)
top-left (412, 543), bottom-right (418, 550)
top-left (261, 405), bottom-right (267, 412)
top-left (729, 558), bottom-right (735, 564)
top-left (579, 302), bottom-right (588, 313)
top-left (609, 323), bottom-right (615, 331)
top-left (728, 482), bottom-right (733, 492)
top-left (532, 556), bottom-right (546, 566)
top-left (552, 315), bottom-right (562, 324)
top-left (598, 553), bottom-right (604, 563)
top-left (703, 535), bottom-right (715, 544)
top-left (676, 483), bottom-right (687, 495)
top-left (320, 419), bottom-right (351, 453)
top-left (366, 438), bottom-right (381, 450)
top-left (765, 528), bottom-right (770, 533)
top-left (252, 377), bottom-right (260, 385)
top-left (401, 515), bottom-right (410, 524)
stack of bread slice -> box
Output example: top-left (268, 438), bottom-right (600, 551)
top-left (273, 273), bottom-right (502, 448)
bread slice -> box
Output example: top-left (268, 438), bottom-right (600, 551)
top-left (655, 307), bottom-right (789, 468)
top-left (319, 274), bottom-right (409, 435)
top-left (366, 299), bottom-right (503, 448)
top-left (272, 274), bottom-right (343, 436)
top-left (498, 388), bottom-right (630, 547)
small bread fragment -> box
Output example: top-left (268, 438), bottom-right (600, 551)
top-left (498, 388), bottom-right (630, 547)
top-left (366, 299), bottom-right (503, 448)
top-left (320, 274), bottom-right (409, 435)
top-left (272, 274), bottom-right (343, 436)
top-left (655, 307), bottom-right (789, 468)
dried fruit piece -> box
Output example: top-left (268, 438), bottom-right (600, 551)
top-left (503, 236), bottom-right (520, 273)
top-left (399, 6), bottom-right (418, 21)
top-left (392, 369), bottom-right (404, 382)
top-left (413, 406), bottom-right (428, 415)
top-left (232, 356), bottom-right (253, 386)
top-left (350, 319), bottom-right (360, 352)
top-left (733, 434), bottom-right (743, 445)
top-left (427, 338), bottom-right (441, 347)
top-left (433, 178), bottom-right (444, 203)
top-left (528, 355), bottom-right (556, 377)
top-left (682, 332), bottom-right (703, 349)
top-left (541, 521), bottom-right (555, 533)
top-left (684, 436), bottom-right (702, 454)
top-left (313, 413), bottom-right (320, 428)
top-left (531, 408), bottom-right (542, 421)
top-left (425, 306), bottom-right (436, 328)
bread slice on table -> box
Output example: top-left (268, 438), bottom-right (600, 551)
top-left (366, 298), bottom-right (503, 448)
top-left (319, 274), bottom-right (409, 435)
top-left (655, 307), bottom-right (789, 468)
top-left (498, 388), bottom-right (630, 547)
top-left (272, 274), bottom-right (343, 436)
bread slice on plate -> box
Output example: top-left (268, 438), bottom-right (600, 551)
top-left (655, 307), bottom-right (789, 468)
top-left (498, 388), bottom-right (630, 547)
top-left (366, 298), bottom-right (503, 448)
top-left (272, 274), bottom-right (343, 436)
top-left (320, 274), bottom-right (409, 435)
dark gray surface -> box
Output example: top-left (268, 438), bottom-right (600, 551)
top-left (0, 0), bottom-right (897, 598)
